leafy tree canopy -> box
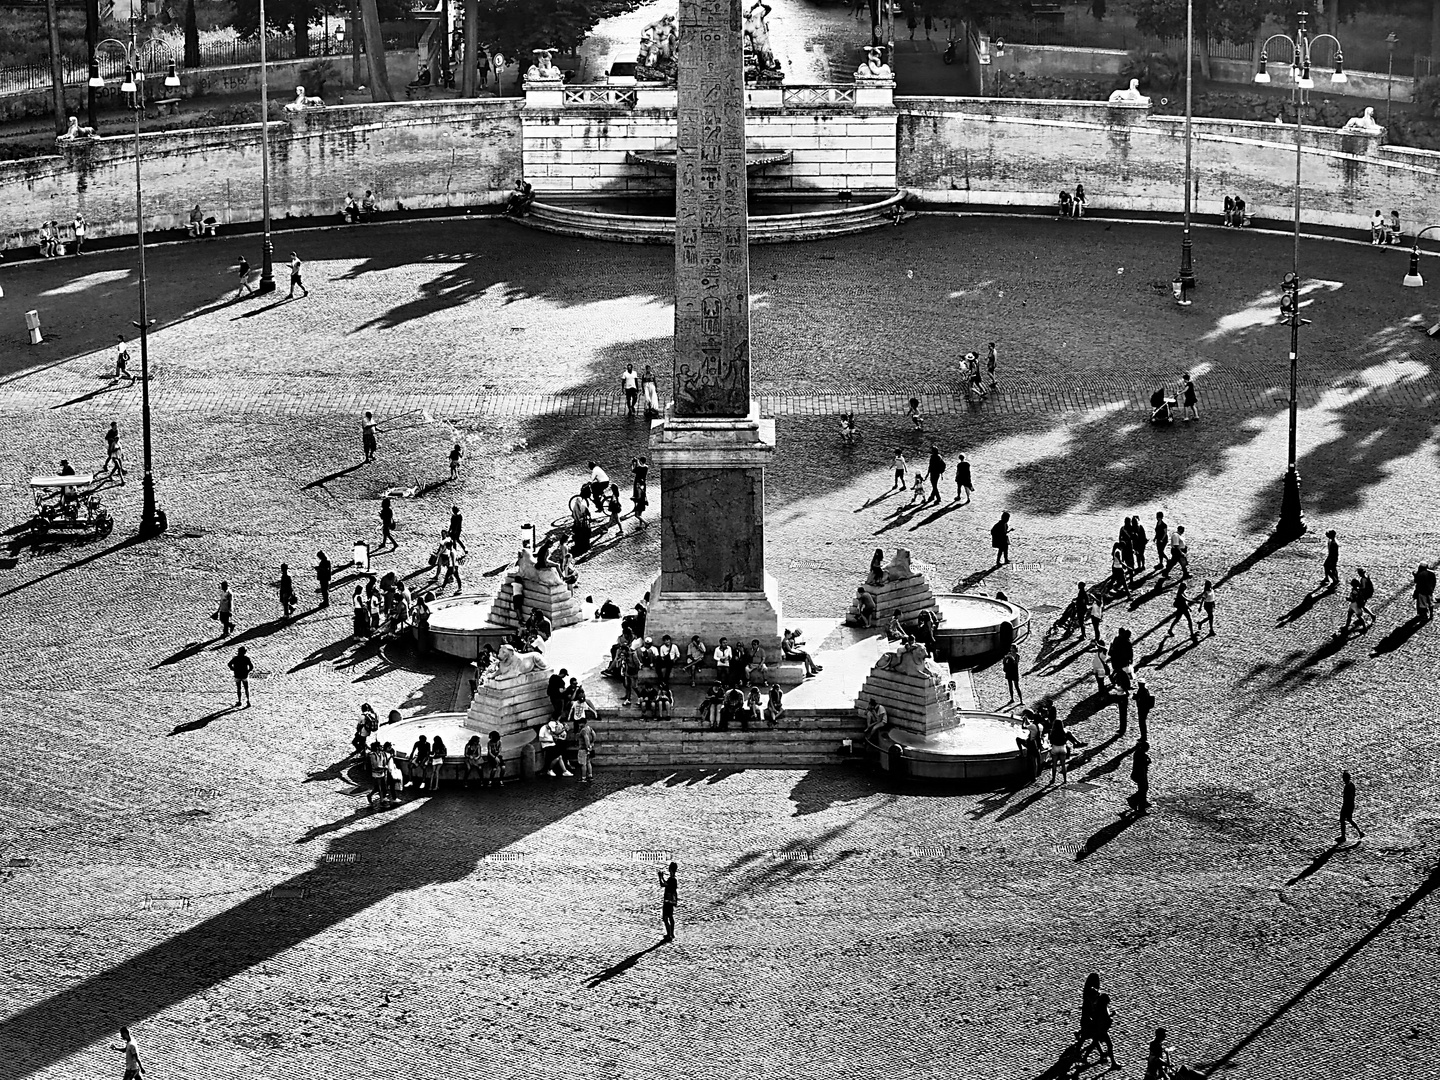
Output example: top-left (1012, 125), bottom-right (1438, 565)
top-left (473, 0), bottom-right (644, 65)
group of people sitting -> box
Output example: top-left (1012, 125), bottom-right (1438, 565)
top-left (505, 178), bottom-right (535, 217)
top-left (1370, 209), bottom-right (1403, 246)
top-left (352, 572), bottom-right (432, 644)
top-left (341, 190), bottom-right (380, 224)
top-left (36, 218), bottom-right (79, 258)
top-left (1057, 183), bottom-right (1087, 218)
top-left (696, 680), bottom-right (785, 729)
top-left (1221, 195), bottom-right (1249, 228)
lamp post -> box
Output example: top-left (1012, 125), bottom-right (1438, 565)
top-left (256, 0), bottom-right (276, 293)
top-left (1385, 31), bottom-right (1397, 131)
top-left (1177, 0), bottom-right (1196, 293)
top-left (1254, 10), bottom-right (1346, 540)
top-left (1401, 224), bottom-right (1440, 335)
top-left (89, 16), bottom-right (180, 539)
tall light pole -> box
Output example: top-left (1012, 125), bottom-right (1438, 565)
top-left (257, 0), bottom-right (276, 293)
top-left (1177, 0), bottom-right (1196, 292)
top-left (90, 16), bottom-right (180, 538)
top-left (1255, 10), bottom-right (1346, 540)
top-left (1385, 30), bottom-right (1397, 131)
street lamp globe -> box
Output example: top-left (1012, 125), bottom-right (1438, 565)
top-left (165, 61), bottom-right (180, 88)
top-left (1254, 53), bottom-right (1271, 84)
top-left (1404, 252), bottom-right (1424, 287)
top-left (1330, 54), bottom-right (1347, 84)
top-left (120, 65), bottom-right (137, 93)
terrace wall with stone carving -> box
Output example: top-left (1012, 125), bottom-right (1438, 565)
top-left (896, 97), bottom-right (1440, 230)
top-left (0, 98), bottom-right (522, 248)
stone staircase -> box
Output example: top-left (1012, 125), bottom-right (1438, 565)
top-left (521, 191), bottom-right (908, 244)
top-left (590, 713), bottom-right (867, 768)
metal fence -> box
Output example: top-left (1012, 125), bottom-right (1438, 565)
top-left (0, 33), bottom-right (323, 97)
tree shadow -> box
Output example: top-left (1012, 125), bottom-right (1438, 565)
top-left (787, 768), bottom-right (877, 817)
top-left (1196, 858), bottom-right (1440, 1075)
top-left (169, 705), bottom-right (240, 736)
top-left (0, 786), bottom-right (603, 1077)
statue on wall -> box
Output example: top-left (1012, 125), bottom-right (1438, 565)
top-left (286, 85), bottom-right (326, 111)
top-left (487, 642), bottom-right (545, 680)
top-left (855, 46), bottom-right (892, 79)
top-left (525, 48), bottom-right (563, 83)
top-left (1340, 106), bottom-right (1384, 135)
top-left (57, 115), bottom-right (97, 141)
top-left (636, 13), bottom-right (679, 83)
top-left (1106, 78), bottom-right (1150, 105)
top-left (744, 1), bottom-right (783, 85)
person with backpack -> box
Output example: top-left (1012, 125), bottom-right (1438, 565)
top-left (1340, 569), bottom-right (1375, 634)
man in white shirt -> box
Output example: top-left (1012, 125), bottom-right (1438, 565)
top-left (112, 1027), bottom-right (144, 1079)
top-left (539, 716), bottom-right (571, 776)
top-left (587, 460), bottom-right (610, 511)
top-left (712, 637), bottom-right (734, 686)
top-left (656, 634), bottom-right (680, 687)
top-left (621, 363), bottom-right (640, 415)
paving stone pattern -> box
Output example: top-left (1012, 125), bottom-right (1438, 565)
top-left (0, 215), bottom-right (1436, 1079)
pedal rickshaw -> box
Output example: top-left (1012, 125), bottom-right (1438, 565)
top-left (29, 471), bottom-right (117, 543)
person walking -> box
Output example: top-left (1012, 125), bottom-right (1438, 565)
top-left (379, 497), bottom-right (396, 551)
top-left (1128, 515), bottom-right (1148, 572)
top-left (1090, 639), bottom-right (1111, 695)
top-left (112, 1027), bottom-right (144, 1079)
top-left (575, 713), bottom-right (596, 783)
top-left (954, 453), bottom-right (973, 503)
top-left (621, 362), bottom-right (640, 416)
top-left (1153, 511), bottom-right (1169, 570)
top-left (891, 448), bottom-right (908, 491)
top-left (1135, 676), bottom-right (1155, 741)
top-left (1414, 562), bottom-right (1437, 622)
top-left (986, 341), bottom-right (999, 389)
top-left (642, 364), bottom-right (661, 417)
top-left (103, 421), bottom-right (127, 483)
top-left (235, 254), bottom-right (255, 298)
top-left (448, 443), bottom-right (462, 480)
top-left (1337, 769), bottom-right (1365, 843)
top-left (277, 563), bottom-right (297, 618)
top-left (228, 645), bottom-right (254, 708)
top-left (1109, 541), bottom-right (1133, 601)
top-left (314, 550), bottom-right (332, 607)
top-left (213, 581), bottom-right (235, 636)
top-left (991, 510), bottom-right (1012, 567)
top-left (1180, 371), bottom-right (1199, 422)
top-left (361, 411), bottom-right (378, 463)
top-left (925, 444), bottom-right (946, 506)
top-left (287, 251), bottom-right (309, 298)
top-left (1356, 567), bottom-right (1376, 627)
top-left (448, 505), bottom-right (468, 556)
top-left (114, 335), bottom-right (134, 381)
top-left (1198, 579), bottom-right (1217, 636)
top-left (1161, 582), bottom-right (1198, 644)
top-left (1145, 1029), bottom-right (1176, 1080)
top-left (1162, 524), bottom-right (1190, 580)
top-left (1127, 738), bottom-right (1152, 815)
top-left (1002, 643), bottom-right (1023, 704)
top-left (1320, 529), bottom-right (1340, 591)
top-left (658, 861), bottom-right (679, 940)
top-left (1087, 587), bottom-right (1105, 641)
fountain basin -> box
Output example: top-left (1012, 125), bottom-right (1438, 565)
top-left (931, 593), bottom-right (1031, 664)
top-left (869, 711), bottom-right (1030, 781)
top-left (427, 593), bottom-right (505, 659)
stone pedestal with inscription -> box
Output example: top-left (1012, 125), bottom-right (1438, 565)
top-left (646, 0), bottom-right (782, 653)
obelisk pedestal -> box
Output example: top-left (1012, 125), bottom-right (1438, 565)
top-left (646, 0), bottom-right (782, 651)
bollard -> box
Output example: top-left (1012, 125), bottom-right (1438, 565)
top-left (519, 522), bottom-right (535, 552)
top-left (24, 309), bottom-right (42, 345)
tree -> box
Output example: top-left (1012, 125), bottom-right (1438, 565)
top-left (184, 0), bottom-right (201, 67)
top-left (461, 0), bottom-right (479, 95)
top-left (471, 0), bottom-right (647, 71)
top-left (359, 0), bottom-right (392, 100)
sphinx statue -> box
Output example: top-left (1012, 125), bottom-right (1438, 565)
top-left (882, 548), bottom-right (914, 582)
top-left (1340, 106), bottom-right (1384, 135)
top-left (57, 115), bottom-right (96, 141)
top-left (1107, 78), bottom-right (1150, 105)
top-left (286, 85), bottom-right (325, 111)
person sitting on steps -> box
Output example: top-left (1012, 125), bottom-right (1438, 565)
top-left (505, 177), bottom-right (535, 217)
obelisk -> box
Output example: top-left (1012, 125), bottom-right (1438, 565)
top-left (646, 0), bottom-right (782, 650)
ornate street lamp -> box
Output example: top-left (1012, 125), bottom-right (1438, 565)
top-left (90, 15), bottom-right (180, 539)
top-left (1254, 10), bottom-right (1346, 540)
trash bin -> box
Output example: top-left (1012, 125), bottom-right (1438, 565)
top-left (24, 310), bottom-right (42, 345)
top-left (519, 522), bottom-right (535, 552)
top-left (352, 540), bottom-right (370, 572)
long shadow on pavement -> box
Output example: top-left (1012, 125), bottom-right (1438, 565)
top-left (1074, 813), bottom-right (1140, 863)
top-left (0, 789), bottom-right (603, 1078)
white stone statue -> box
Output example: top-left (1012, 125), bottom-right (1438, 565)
top-left (526, 48), bottom-right (562, 83)
top-left (876, 638), bottom-right (935, 677)
top-left (286, 85), bottom-right (325, 111)
top-left (1340, 106), bottom-right (1384, 134)
top-left (745, 1), bottom-right (774, 67)
top-left (1107, 78), bottom-right (1150, 105)
top-left (514, 546), bottom-right (565, 589)
top-left (489, 642), bottom-right (545, 679)
top-left (856, 46), bottom-right (891, 79)
top-left (882, 548), bottom-right (915, 582)
top-left (58, 115), bottom-right (96, 140)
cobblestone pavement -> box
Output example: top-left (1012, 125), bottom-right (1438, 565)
top-left (0, 215), bottom-right (1437, 1080)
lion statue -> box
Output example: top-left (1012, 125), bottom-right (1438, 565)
top-left (489, 642), bottom-right (545, 678)
top-left (1340, 106), bottom-right (1383, 135)
top-left (1107, 79), bottom-right (1150, 105)
top-left (882, 548), bottom-right (915, 582)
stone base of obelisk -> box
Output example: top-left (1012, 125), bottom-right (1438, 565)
top-left (646, 403), bottom-right (783, 653)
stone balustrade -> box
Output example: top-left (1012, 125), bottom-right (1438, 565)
top-left (523, 81), bottom-right (893, 112)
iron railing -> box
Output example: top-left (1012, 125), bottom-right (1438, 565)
top-left (562, 85), bottom-right (638, 108)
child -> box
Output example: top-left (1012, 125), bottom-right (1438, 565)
top-left (907, 397), bottom-right (923, 431)
top-left (839, 412), bottom-right (856, 445)
top-left (448, 443), bottom-right (462, 480)
top-left (638, 685), bottom-right (660, 717)
top-left (765, 682), bottom-right (784, 727)
top-left (655, 684), bottom-right (673, 718)
top-left (907, 472), bottom-right (927, 508)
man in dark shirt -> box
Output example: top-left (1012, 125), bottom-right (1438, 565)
top-left (227, 646), bottom-right (254, 708)
top-left (658, 862), bottom-right (678, 940)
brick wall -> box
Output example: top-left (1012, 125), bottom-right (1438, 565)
top-left (0, 97), bottom-right (523, 248)
top-left (895, 96), bottom-right (1440, 230)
